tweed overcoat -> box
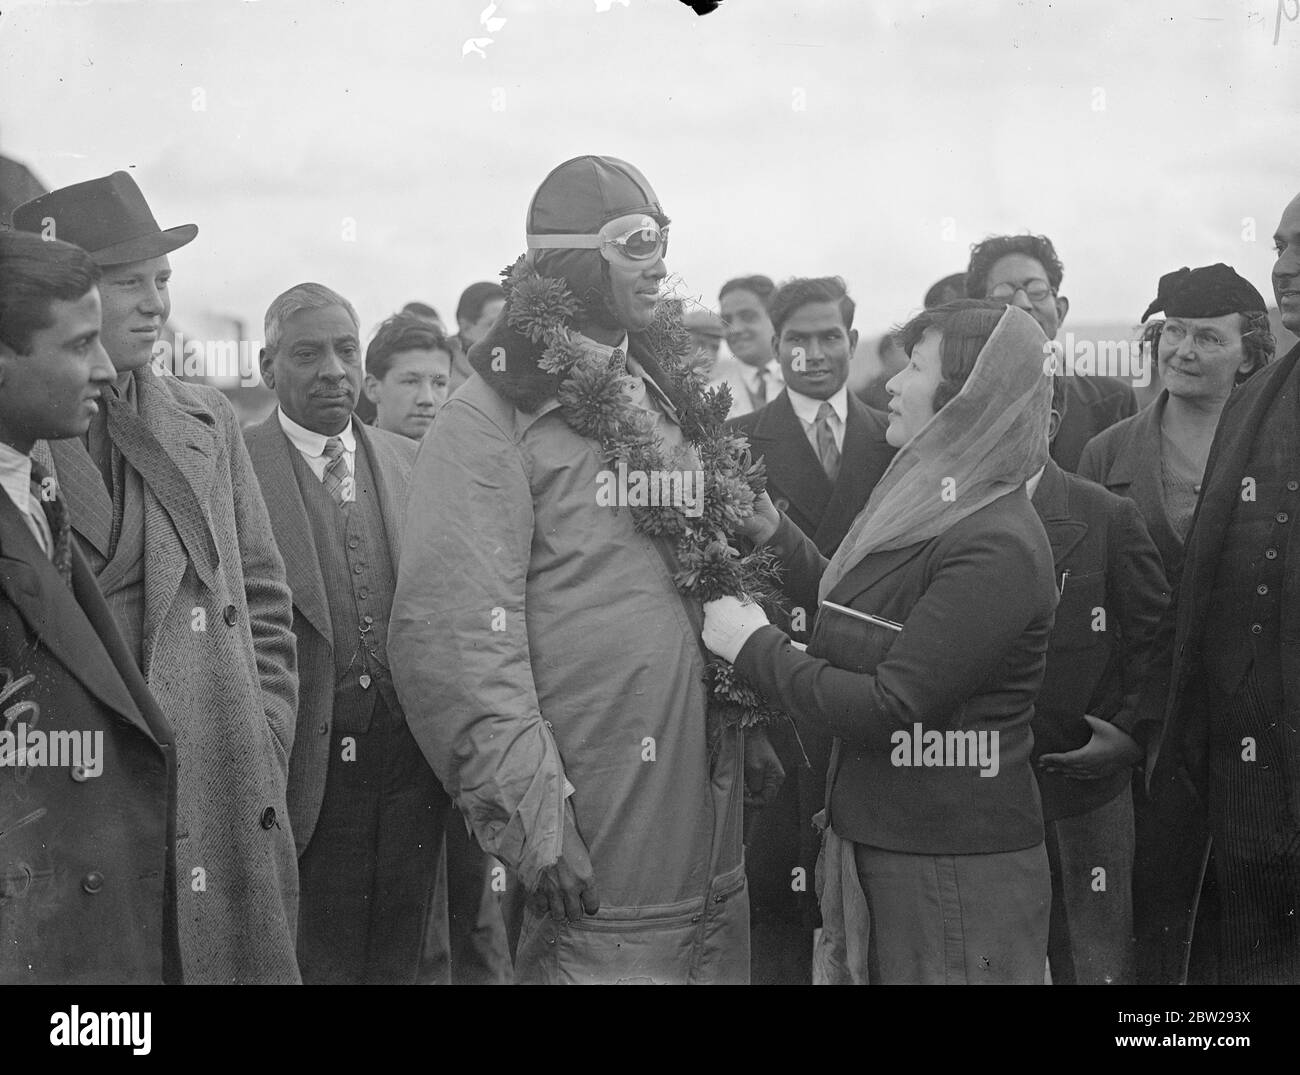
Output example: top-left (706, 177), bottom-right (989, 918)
top-left (36, 367), bottom-right (300, 984)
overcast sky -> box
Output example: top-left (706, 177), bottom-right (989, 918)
top-left (2, 0), bottom-right (1297, 342)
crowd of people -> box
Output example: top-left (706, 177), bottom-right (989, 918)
top-left (0, 152), bottom-right (1296, 986)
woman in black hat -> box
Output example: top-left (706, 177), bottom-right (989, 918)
top-left (1079, 264), bottom-right (1274, 588)
top-left (1077, 263), bottom-right (1276, 986)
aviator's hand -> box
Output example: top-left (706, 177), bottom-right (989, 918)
top-left (527, 801), bottom-right (600, 923)
top-left (703, 595), bottom-right (771, 663)
top-left (744, 728), bottom-right (786, 808)
top-left (1039, 714), bottom-right (1143, 781)
top-left (739, 490), bottom-right (781, 546)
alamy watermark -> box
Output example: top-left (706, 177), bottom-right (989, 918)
top-left (595, 462), bottom-right (705, 518)
top-left (1042, 334), bottom-right (1152, 388)
top-left (0, 723), bottom-right (103, 776)
top-left (150, 332), bottom-right (263, 387)
top-left (890, 722), bottom-right (1000, 777)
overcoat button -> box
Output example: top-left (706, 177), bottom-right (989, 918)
top-left (1257, 584), bottom-right (1269, 596)
top-left (1265, 548), bottom-right (1278, 560)
top-left (70, 765), bottom-right (90, 782)
top-left (774, 497), bottom-right (790, 511)
top-left (223, 604), bottom-right (238, 626)
top-left (1276, 512), bottom-right (1289, 524)
top-left (1250, 623), bottom-right (1264, 635)
top-left (1287, 480), bottom-right (1298, 492)
top-left (260, 806), bottom-right (278, 829)
top-left (82, 871), bottom-right (105, 894)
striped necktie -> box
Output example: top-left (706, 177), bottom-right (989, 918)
top-left (321, 437), bottom-right (351, 506)
top-left (815, 402), bottom-right (841, 483)
top-left (29, 459), bottom-right (72, 587)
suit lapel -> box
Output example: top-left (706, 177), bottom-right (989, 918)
top-left (135, 370), bottom-right (220, 650)
top-left (42, 437), bottom-right (115, 558)
top-left (1032, 460), bottom-right (1089, 566)
top-left (815, 396), bottom-right (893, 551)
top-left (245, 414), bottom-right (332, 642)
top-left (826, 539), bottom-right (929, 611)
top-left (1111, 394), bottom-right (1181, 560)
top-left (751, 392), bottom-right (831, 527)
top-left (0, 491), bottom-right (155, 740)
top-left (355, 424), bottom-right (404, 569)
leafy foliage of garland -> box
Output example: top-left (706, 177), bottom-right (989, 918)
top-left (501, 256), bottom-right (789, 746)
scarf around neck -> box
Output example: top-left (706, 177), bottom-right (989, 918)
top-left (818, 304), bottom-right (1052, 601)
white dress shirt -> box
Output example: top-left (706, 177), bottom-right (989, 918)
top-left (277, 408), bottom-right (357, 500)
top-left (0, 440), bottom-right (51, 553)
top-left (787, 384), bottom-right (848, 457)
top-left (743, 360), bottom-right (784, 410)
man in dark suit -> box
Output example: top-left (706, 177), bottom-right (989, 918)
top-left (246, 282), bottom-right (449, 984)
top-left (965, 233), bottom-right (1137, 471)
top-left (14, 172), bottom-right (300, 983)
top-left (1143, 190), bottom-right (1300, 984)
top-left (0, 230), bottom-right (178, 983)
top-left (728, 276), bottom-right (895, 984)
top-left (1029, 371), bottom-right (1169, 984)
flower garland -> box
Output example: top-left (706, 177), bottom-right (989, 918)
top-left (500, 255), bottom-right (789, 748)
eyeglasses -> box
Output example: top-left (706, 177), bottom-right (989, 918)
top-left (527, 214), bottom-right (670, 264)
top-left (988, 280), bottom-right (1054, 304)
top-left (1160, 322), bottom-right (1229, 351)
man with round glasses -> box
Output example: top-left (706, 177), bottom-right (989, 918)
top-left (391, 155), bottom-right (770, 984)
top-left (966, 233), bottom-right (1137, 471)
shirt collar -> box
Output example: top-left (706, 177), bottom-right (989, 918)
top-left (0, 441), bottom-right (33, 518)
top-left (1025, 464), bottom-right (1047, 500)
top-left (277, 407), bottom-right (357, 458)
top-left (572, 331), bottom-right (630, 360)
top-left (787, 384), bottom-right (848, 426)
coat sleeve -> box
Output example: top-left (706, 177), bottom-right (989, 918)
top-left (219, 396), bottom-right (298, 773)
top-left (388, 401), bottom-right (566, 891)
top-left (767, 510), bottom-right (831, 616)
top-left (735, 517), bottom-right (1050, 751)
top-left (1106, 498), bottom-right (1170, 739)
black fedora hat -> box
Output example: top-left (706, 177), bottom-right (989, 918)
top-left (11, 170), bottom-right (197, 266)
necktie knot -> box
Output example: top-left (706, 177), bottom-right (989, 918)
top-left (321, 437), bottom-right (352, 506)
top-left (816, 401), bottom-right (835, 424)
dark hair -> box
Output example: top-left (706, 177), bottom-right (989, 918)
top-left (965, 234), bottom-right (1065, 299)
top-left (401, 301), bottom-right (442, 322)
top-left (923, 273), bottom-right (966, 311)
top-left (366, 313), bottom-right (451, 381)
top-left (1144, 310), bottom-right (1276, 386)
top-left (895, 299), bottom-right (1007, 411)
top-left (768, 276), bottom-right (856, 337)
top-left (0, 230), bottom-right (102, 354)
top-left (719, 274), bottom-right (776, 310)
top-left (455, 282), bottom-right (506, 326)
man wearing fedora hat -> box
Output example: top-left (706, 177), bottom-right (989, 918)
top-left (14, 172), bottom-right (301, 985)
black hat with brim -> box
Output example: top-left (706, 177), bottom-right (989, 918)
top-left (1141, 263), bottom-right (1267, 323)
top-left (11, 170), bottom-right (197, 266)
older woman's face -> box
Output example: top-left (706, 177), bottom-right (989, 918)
top-left (1157, 313), bottom-right (1249, 407)
top-left (885, 327), bottom-right (944, 447)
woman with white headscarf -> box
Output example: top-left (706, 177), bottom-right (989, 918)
top-left (704, 300), bottom-right (1058, 984)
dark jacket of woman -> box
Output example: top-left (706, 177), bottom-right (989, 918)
top-left (734, 492), bottom-right (1057, 855)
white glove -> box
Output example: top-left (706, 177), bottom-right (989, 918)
top-left (702, 595), bottom-right (771, 663)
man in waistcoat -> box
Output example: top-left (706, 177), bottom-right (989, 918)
top-left (245, 282), bottom-right (449, 984)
